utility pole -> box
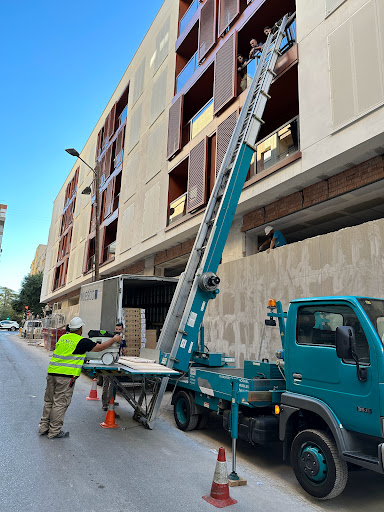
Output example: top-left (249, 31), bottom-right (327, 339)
top-left (94, 161), bottom-right (101, 282)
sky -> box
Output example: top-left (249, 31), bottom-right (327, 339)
top-left (0, 0), bottom-right (165, 293)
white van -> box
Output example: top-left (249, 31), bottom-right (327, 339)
top-left (22, 320), bottom-right (43, 339)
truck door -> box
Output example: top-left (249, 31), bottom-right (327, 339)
top-left (286, 301), bottom-right (381, 438)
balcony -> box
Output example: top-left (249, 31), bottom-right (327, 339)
top-left (103, 241), bottom-right (116, 262)
top-left (251, 117), bottom-right (299, 176)
top-left (176, 52), bottom-right (198, 94)
top-left (86, 254), bottom-right (95, 273)
top-left (179, 0), bottom-right (198, 35)
top-left (190, 98), bottom-right (213, 139)
top-left (168, 193), bottom-right (187, 225)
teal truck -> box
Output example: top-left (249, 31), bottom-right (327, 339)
top-left (170, 297), bottom-right (384, 499)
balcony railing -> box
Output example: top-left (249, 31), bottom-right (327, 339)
top-left (176, 51), bottom-right (198, 94)
top-left (113, 193), bottom-right (120, 212)
top-left (179, 0), bottom-right (198, 35)
top-left (168, 193), bottom-right (187, 224)
top-left (250, 117), bottom-right (299, 177)
top-left (190, 98), bottom-right (213, 139)
top-left (103, 241), bottom-right (116, 262)
top-left (86, 254), bottom-right (95, 273)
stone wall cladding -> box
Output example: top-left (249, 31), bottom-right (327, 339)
top-left (242, 155), bottom-right (384, 232)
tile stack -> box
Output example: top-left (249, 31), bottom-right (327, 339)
top-left (123, 308), bottom-right (146, 356)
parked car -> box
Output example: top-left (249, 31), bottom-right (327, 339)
top-left (21, 320), bottom-right (43, 339)
top-left (0, 320), bottom-right (20, 331)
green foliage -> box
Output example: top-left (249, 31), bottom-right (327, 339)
top-left (12, 273), bottom-right (45, 317)
top-left (0, 286), bottom-right (21, 322)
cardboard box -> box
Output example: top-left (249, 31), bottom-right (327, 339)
top-left (145, 330), bottom-right (157, 349)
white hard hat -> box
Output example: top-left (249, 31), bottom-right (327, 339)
top-left (69, 317), bottom-right (84, 331)
top-left (265, 225), bottom-right (274, 235)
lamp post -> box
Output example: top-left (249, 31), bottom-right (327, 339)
top-left (65, 148), bottom-right (100, 282)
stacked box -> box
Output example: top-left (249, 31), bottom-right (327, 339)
top-left (145, 330), bottom-right (157, 349)
top-left (123, 308), bottom-right (147, 356)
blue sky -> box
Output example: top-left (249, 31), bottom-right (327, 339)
top-left (0, 0), bottom-right (165, 293)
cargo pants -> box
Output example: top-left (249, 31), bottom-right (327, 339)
top-left (39, 374), bottom-right (75, 438)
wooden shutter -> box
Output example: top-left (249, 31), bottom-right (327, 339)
top-left (198, 0), bottom-right (216, 62)
top-left (218, 0), bottom-right (239, 36)
top-left (82, 240), bottom-right (90, 274)
top-left (104, 146), bottom-right (112, 179)
top-left (216, 110), bottom-right (238, 177)
top-left (100, 153), bottom-right (106, 185)
top-left (167, 95), bottom-right (184, 160)
top-left (107, 102), bottom-right (117, 140)
top-left (103, 179), bottom-right (115, 219)
top-left (213, 31), bottom-right (237, 114)
top-left (96, 129), bottom-right (102, 159)
top-left (187, 138), bottom-right (208, 212)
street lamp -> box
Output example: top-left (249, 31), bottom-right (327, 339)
top-left (65, 148), bottom-right (101, 282)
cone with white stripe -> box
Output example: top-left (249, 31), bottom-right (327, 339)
top-left (100, 397), bottom-right (119, 428)
top-left (203, 447), bottom-right (237, 508)
top-left (86, 378), bottom-right (100, 401)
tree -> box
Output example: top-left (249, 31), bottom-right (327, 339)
top-left (0, 286), bottom-right (20, 321)
top-left (12, 273), bottom-right (44, 317)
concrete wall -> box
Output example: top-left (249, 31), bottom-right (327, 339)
top-left (204, 217), bottom-right (384, 366)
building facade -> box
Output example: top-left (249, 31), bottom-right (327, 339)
top-left (30, 244), bottom-right (47, 275)
top-left (41, 0), bottom-right (384, 360)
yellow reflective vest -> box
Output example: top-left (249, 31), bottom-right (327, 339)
top-left (48, 333), bottom-right (86, 377)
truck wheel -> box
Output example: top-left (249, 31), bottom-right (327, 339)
top-left (173, 391), bottom-right (199, 431)
top-left (291, 429), bottom-right (348, 500)
top-left (96, 374), bottom-right (104, 387)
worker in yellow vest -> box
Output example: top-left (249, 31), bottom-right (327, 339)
top-left (38, 316), bottom-right (121, 439)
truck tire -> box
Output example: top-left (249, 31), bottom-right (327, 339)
top-left (291, 429), bottom-right (348, 500)
top-left (173, 390), bottom-right (199, 431)
top-left (96, 374), bottom-right (104, 387)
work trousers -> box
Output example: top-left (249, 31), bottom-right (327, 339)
top-left (102, 376), bottom-right (116, 408)
top-left (39, 374), bottom-right (75, 438)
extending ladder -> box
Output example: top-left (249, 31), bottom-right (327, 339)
top-left (143, 13), bottom-right (293, 428)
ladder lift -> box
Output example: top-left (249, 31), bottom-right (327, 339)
top-left (142, 13), bottom-right (295, 429)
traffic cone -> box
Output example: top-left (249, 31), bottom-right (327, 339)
top-left (203, 447), bottom-right (237, 508)
top-left (86, 378), bottom-right (100, 401)
top-left (100, 397), bottom-right (119, 429)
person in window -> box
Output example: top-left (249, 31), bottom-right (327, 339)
top-left (237, 54), bottom-right (248, 92)
top-left (38, 317), bottom-right (122, 439)
top-left (258, 225), bottom-right (287, 253)
top-left (249, 38), bottom-right (263, 61)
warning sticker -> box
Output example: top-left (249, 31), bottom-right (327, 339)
top-left (201, 302), bottom-right (206, 312)
top-left (180, 339), bottom-right (187, 349)
top-left (188, 342), bottom-right (193, 353)
top-left (187, 311), bottom-right (197, 328)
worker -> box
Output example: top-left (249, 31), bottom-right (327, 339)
top-left (38, 316), bottom-right (122, 439)
top-left (258, 225), bottom-right (286, 253)
top-left (101, 322), bottom-right (126, 411)
top-left (237, 54), bottom-right (248, 92)
top-left (249, 27), bottom-right (273, 61)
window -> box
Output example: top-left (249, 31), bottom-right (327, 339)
top-left (190, 98), bottom-right (213, 139)
top-left (296, 304), bottom-right (370, 364)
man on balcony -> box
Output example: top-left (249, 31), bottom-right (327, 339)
top-left (237, 54), bottom-right (248, 92)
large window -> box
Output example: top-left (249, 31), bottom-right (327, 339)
top-left (296, 304), bottom-right (370, 364)
top-left (190, 98), bottom-right (213, 139)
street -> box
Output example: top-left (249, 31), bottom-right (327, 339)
top-left (1, 332), bottom-right (383, 512)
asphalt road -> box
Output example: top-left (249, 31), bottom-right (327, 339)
top-left (0, 331), bottom-right (383, 512)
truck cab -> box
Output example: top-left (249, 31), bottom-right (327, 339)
top-left (278, 296), bottom-right (384, 498)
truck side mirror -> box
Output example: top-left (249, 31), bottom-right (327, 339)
top-left (336, 326), bottom-right (355, 360)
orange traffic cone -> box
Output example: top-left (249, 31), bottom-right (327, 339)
top-left (100, 397), bottom-right (119, 429)
top-left (86, 378), bottom-right (100, 401)
top-left (203, 447), bottom-right (237, 508)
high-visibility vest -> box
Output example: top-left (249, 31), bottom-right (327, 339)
top-left (48, 333), bottom-right (86, 377)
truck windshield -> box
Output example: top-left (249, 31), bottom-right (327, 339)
top-left (358, 299), bottom-right (384, 342)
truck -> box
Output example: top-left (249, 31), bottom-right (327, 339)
top-left (79, 274), bottom-right (177, 380)
top-left (169, 297), bottom-right (384, 499)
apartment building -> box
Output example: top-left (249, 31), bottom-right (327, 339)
top-left (41, 0), bottom-right (384, 361)
top-left (30, 244), bottom-right (47, 276)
